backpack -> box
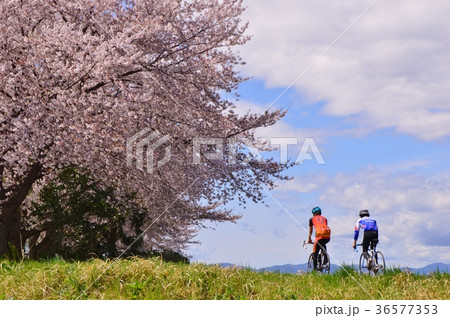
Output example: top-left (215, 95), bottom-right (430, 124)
top-left (313, 215), bottom-right (331, 237)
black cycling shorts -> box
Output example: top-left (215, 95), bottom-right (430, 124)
top-left (362, 230), bottom-right (378, 253)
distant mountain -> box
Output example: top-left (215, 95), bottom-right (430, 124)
top-left (217, 263), bottom-right (249, 270)
top-left (215, 262), bottom-right (450, 275)
top-left (217, 262), bottom-right (236, 268)
top-left (403, 263), bottom-right (449, 275)
top-left (259, 264), bottom-right (308, 273)
top-left (258, 263), bottom-right (341, 274)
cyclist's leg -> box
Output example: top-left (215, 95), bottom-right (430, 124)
top-left (312, 237), bottom-right (319, 270)
top-left (362, 232), bottom-right (371, 261)
top-left (318, 238), bottom-right (330, 264)
top-left (371, 231), bottom-right (379, 266)
top-left (371, 231), bottom-right (379, 250)
top-left (363, 231), bottom-right (377, 269)
top-left (362, 232), bottom-right (370, 253)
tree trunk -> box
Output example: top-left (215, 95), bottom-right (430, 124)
top-left (0, 163), bottom-right (42, 257)
top-left (0, 212), bottom-right (21, 259)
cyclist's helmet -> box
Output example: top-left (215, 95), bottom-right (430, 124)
top-left (312, 206), bottom-right (322, 215)
top-left (359, 209), bottom-right (370, 218)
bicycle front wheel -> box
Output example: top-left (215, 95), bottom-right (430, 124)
top-left (359, 253), bottom-right (370, 275)
top-left (307, 253), bottom-right (314, 272)
top-left (321, 251), bottom-right (330, 274)
top-left (374, 251), bottom-right (386, 274)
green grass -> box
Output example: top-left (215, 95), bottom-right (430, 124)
top-left (0, 257), bottom-right (448, 299)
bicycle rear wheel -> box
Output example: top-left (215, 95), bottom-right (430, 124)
top-left (374, 251), bottom-right (386, 274)
top-left (359, 253), bottom-right (370, 274)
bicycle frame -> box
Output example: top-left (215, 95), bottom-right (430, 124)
top-left (303, 240), bottom-right (330, 273)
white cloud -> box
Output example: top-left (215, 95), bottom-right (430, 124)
top-left (250, 166), bottom-right (450, 266)
top-left (298, 168), bottom-right (450, 266)
top-left (190, 166), bottom-right (450, 267)
top-left (319, 169), bottom-right (450, 213)
top-left (240, 0), bottom-right (450, 140)
top-left (275, 179), bottom-right (318, 193)
top-left (234, 99), bottom-right (322, 139)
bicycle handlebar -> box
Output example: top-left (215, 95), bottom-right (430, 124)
top-left (303, 240), bottom-right (312, 249)
top-left (353, 244), bottom-right (362, 252)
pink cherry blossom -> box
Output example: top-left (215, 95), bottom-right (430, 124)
top-left (0, 0), bottom-right (290, 256)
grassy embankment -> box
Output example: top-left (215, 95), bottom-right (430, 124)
top-left (0, 257), bottom-right (448, 300)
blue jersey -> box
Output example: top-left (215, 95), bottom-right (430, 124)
top-left (354, 217), bottom-right (378, 241)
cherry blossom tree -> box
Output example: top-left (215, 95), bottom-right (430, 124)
top-left (0, 0), bottom-right (289, 256)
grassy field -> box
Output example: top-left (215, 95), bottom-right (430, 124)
top-left (0, 257), bottom-right (448, 300)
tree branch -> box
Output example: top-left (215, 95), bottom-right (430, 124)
top-left (84, 69), bottom-right (144, 94)
top-left (1, 162), bottom-right (43, 221)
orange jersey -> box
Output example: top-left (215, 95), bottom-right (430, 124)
top-left (309, 215), bottom-right (331, 238)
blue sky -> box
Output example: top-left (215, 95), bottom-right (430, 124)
top-left (188, 0), bottom-right (450, 269)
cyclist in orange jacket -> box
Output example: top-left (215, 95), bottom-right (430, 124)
top-left (307, 206), bottom-right (331, 270)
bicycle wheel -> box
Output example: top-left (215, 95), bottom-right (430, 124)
top-left (359, 253), bottom-right (370, 274)
top-left (374, 251), bottom-right (386, 274)
top-left (307, 253), bottom-right (314, 272)
top-left (321, 250), bottom-right (330, 274)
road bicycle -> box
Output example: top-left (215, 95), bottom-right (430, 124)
top-left (303, 240), bottom-right (330, 274)
top-left (355, 240), bottom-right (385, 275)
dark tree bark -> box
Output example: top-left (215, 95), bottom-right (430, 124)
top-left (0, 163), bottom-right (42, 257)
